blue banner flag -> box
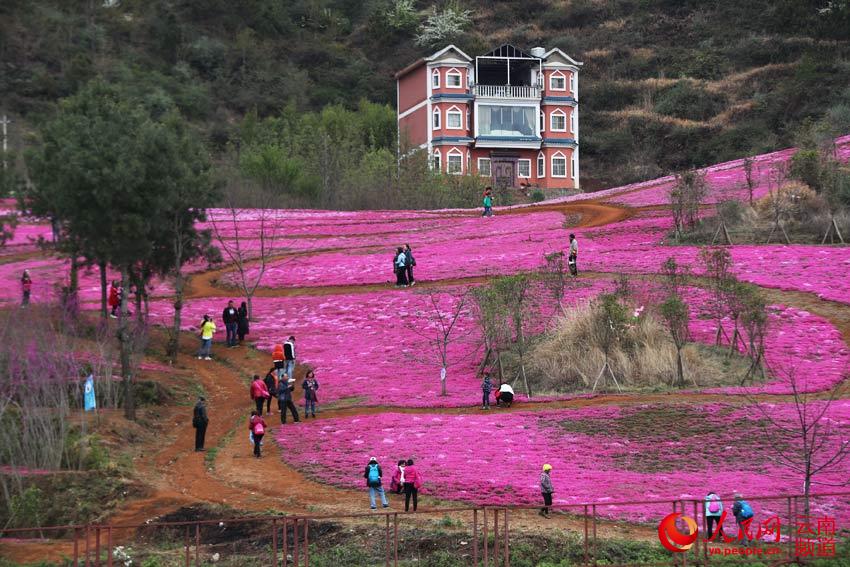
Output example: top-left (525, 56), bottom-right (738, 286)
top-left (83, 374), bottom-right (96, 412)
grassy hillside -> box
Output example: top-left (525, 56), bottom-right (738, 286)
top-left (2, 0), bottom-right (850, 190)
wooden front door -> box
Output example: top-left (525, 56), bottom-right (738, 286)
top-left (493, 160), bottom-right (516, 189)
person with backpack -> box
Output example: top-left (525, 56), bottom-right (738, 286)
top-left (197, 315), bottom-right (216, 360)
top-left (263, 371), bottom-right (278, 415)
top-left (192, 396), bottom-right (209, 452)
top-left (390, 460), bottom-right (405, 494)
top-left (222, 300), bottom-right (239, 347)
top-left (394, 247), bottom-right (408, 287)
top-left (568, 234), bottom-right (578, 277)
top-left (731, 494), bottom-right (755, 545)
top-left (403, 244), bottom-right (416, 287)
top-left (249, 411), bottom-right (267, 458)
top-left (272, 343), bottom-right (285, 381)
top-left (539, 464), bottom-right (554, 517)
top-left (482, 187), bottom-right (494, 217)
top-left (364, 457), bottom-right (389, 509)
top-left (283, 336), bottom-right (296, 381)
top-left (250, 374), bottom-right (271, 416)
top-left (237, 301), bottom-right (250, 343)
top-left (704, 492), bottom-right (725, 539)
top-left (481, 373), bottom-right (492, 410)
top-left (302, 370), bottom-right (319, 418)
top-left (402, 458), bottom-right (423, 512)
top-left (277, 376), bottom-right (300, 424)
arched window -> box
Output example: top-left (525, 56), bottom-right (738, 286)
top-left (549, 70), bottom-right (566, 91)
top-left (551, 151), bottom-right (567, 178)
top-left (550, 109), bottom-right (567, 132)
top-left (432, 108), bottom-right (441, 130)
top-left (432, 150), bottom-right (441, 172)
top-left (537, 152), bottom-right (545, 178)
top-left (539, 110), bottom-right (545, 133)
top-left (432, 69), bottom-right (440, 89)
top-left (446, 105), bottom-right (463, 129)
top-left (446, 148), bottom-right (463, 174)
top-left (446, 68), bottom-right (462, 88)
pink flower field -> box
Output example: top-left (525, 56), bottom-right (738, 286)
top-left (7, 134), bottom-right (850, 517)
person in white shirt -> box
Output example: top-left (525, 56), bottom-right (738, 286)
top-left (497, 383), bottom-right (514, 407)
top-left (568, 234), bottom-right (578, 277)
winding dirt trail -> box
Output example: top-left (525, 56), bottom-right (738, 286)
top-left (4, 198), bottom-right (850, 563)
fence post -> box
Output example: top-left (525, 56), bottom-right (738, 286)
top-left (786, 497), bottom-right (793, 561)
top-left (184, 525), bottom-right (190, 567)
top-left (592, 504), bottom-right (597, 567)
top-left (681, 501), bottom-right (688, 567)
top-left (272, 518), bottom-right (278, 567)
top-left (493, 509), bottom-right (499, 565)
top-left (385, 513), bottom-right (391, 567)
top-left (304, 519), bottom-right (309, 567)
top-left (503, 509), bottom-right (509, 567)
top-left (95, 526), bottom-right (101, 567)
top-left (483, 508), bottom-right (489, 567)
top-left (293, 518), bottom-right (299, 567)
top-left (393, 512), bottom-right (399, 567)
top-left (473, 509), bottom-right (479, 567)
top-left (283, 518), bottom-right (288, 567)
top-left (583, 505), bottom-right (589, 567)
top-left (73, 527), bottom-right (79, 567)
top-left (106, 526), bottom-right (113, 567)
top-left (195, 523), bottom-right (200, 566)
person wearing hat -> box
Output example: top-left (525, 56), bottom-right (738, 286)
top-left (192, 396), bottom-right (209, 451)
top-left (364, 457), bottom-right (389, 509)
top-left (540, 464), bottom-right (554, 517)
top-left (731, 493), bottom-right (755, 545)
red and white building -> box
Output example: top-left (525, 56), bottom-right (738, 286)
top-left (395, 44), bottom-right (582, 189)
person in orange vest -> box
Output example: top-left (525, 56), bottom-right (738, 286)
top-left (272, 344), bottom-right (285, 381)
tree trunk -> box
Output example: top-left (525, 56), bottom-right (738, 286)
top-left (440, 366), bottom-right (447, 396)
top-left (99, 261), bottom-right (107, 319)
top-left (803, 469), bottom-right (811, 517)
top-left (167, 271), bottom-right (184, 360)
top-left (118, 267), bottom-right (135, 421)
top-left (246, 294), bottom-right (253, 322)
top-left (675, 347), bottom-right (685, 387)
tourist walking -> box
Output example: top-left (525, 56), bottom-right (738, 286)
top-left (222, 300), bottom-right (238, 347)
top-left (21, 270), bottom-right (32, 306)
top-left (263, 371), bottom-right (278, 415)
top-left (705, 492), bottom-right (725, 539)
top-left (250, 374), bottom-right (271, 416)
top-left (390, 460), bottom-right (405, 494)
top-left (277, 375), bottom-right (300, 424)
top-left (197, 315), bottom-right (216, 360)
top-left (237, 301), bottom-right (250, 343)
top-left (394, 247), bottom-right (408, 287)
top-left (731, 494), bottom-right (755, 545)
top-left (481, 373), bottom-right (492, 409)
top-left (192, 396), bottom-right (209, 452)
top-left (249, 411), bottom-right (267, 458)
top-left (283, 336), bottom-right (296, 381)
top-left (402, 458), bottom-right (423, 512)
top-left (108, 280), bottom-right (120, 318)
top-left (404, 244), bottom-right (416, 287)
top-left (482, 187), bottom-right (494, 217)
top-left (539, 464), bottom-right (554, 517)
top-left (302, 369), bottom-right (319, 418)
top-left (568, 233), bottom-right (578, 276)
top-left (364, 457), bottom-right (389, 509)
top-left (272, 343), bottom-right (285, 380)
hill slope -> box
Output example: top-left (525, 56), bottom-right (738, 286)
top-left (1, 0), bottom-right (850, 188)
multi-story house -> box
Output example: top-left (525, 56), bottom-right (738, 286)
top-left (395, 44), bottom-right (582, 190)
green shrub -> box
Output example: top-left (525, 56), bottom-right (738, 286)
top-left (654, 81), bottom-right (725, 121)
top-left (531, 189), bottom-right (546, 202)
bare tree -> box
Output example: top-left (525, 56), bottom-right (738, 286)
top-left (406, 288), bottom-right (475, 396)
top-left (209, 184), bottom-right (281, 320)
top-left (670, 169), bottom-right (709, 238)
top-left (742, 156), bottom-right (756, 206)
top-left (749, 369), bottom-right (850, 516)
top-left (539, 251), bottom-right (569, 314)
top-left (699, 246), bottom-right (734, 346)
top-left (765, 162), bottom-right (793, 244)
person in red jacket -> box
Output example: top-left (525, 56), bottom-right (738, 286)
top-left (402, 459), bottom-right (423, 512)
top-left (108, 280), bottom-right (120, 318)
top-left (389, 460), bottom-right (405, 494)
top-left (249, 374), bottom-right (270, 416)
top-left (248, 411), bottom-right (267, 458)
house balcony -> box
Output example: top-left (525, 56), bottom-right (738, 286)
top-left (474, 84), bottom-right (541, 99)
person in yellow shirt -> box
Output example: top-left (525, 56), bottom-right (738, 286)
top-left (197, 314), bottom-right (217, 360)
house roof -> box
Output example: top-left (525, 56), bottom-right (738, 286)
top-left (479, 44), bottom-right (536, 59)
top-left (543, 48), bottom-right (584, 67)
top-left (394, 44), bottom-right (472, 79)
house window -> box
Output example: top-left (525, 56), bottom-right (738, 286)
top-left (550, 110), bottom-right (567, 132)
top-left (517, 159), bottom-right (531, 178)
top-left (571, 73), bottom-right (577, 95)
top-left (550, 73), bottom-right (566, 91)
top-left (447, 107), bottom-right (463, 129)
top-left (446, 69), bottom-right (462, 88)
top-left (433, 108), bottom-right (441, 130)
top-left (552, 153), bottom-right (567, 177)
top-left (539, 110), bottom-right (545, 133)
top-left (478, 158), bottom-right (492, 177)
top-left (570, 109), bottom-right (575, 134)
top-left (432, 151), bottom-right (441, 172)
top-left (432, 69), bottom-right (440, 89)
top-left (477, 105), bottom-right (536, 137)
top-left (537, 153), bottom-right (545, 177)
top-left (447, 150), bottom-right (463, 174)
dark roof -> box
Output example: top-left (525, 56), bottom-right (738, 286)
top-left (480, 44), bottom-right (536, 59)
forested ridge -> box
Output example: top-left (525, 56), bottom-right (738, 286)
top-left (2, 0), bottom-right (850, 195)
